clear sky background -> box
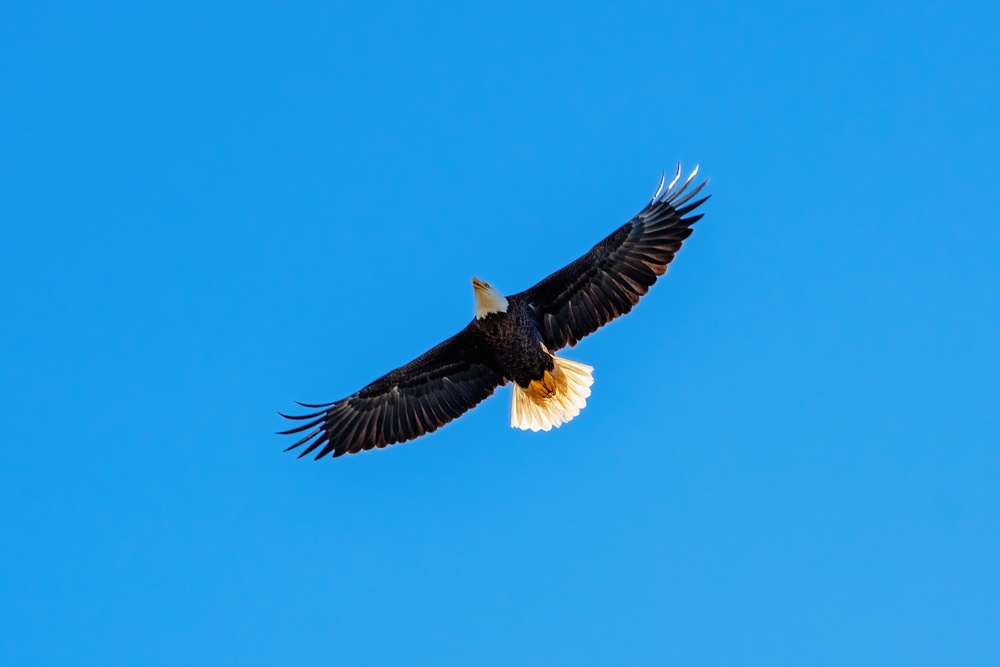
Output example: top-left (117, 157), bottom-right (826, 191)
top-left (2, 1), bottom-right (998, 664)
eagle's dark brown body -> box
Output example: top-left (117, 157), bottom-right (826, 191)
top-left (280, 165), bottom-right (709, 458)
top-left (474, 300), bottom-right (552, 388)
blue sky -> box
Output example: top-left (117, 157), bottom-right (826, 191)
top-left (2, 1), bottom-right (998, 664)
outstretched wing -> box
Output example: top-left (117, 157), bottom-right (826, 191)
top-left (515, 164), bottom-right (709, 351)
top-left (280, 327), bottom-right (504, 459)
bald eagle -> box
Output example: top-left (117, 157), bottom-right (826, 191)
top-left (280, 165), bottom-right (709, 458)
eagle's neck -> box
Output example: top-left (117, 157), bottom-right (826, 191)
top-left (474, 286), bottom-right (509, 319)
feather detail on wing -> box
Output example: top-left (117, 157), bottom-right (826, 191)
top-left (515, 164), bottom-right (709, 350)
top-left (279, 327), bottom-right (504, 459)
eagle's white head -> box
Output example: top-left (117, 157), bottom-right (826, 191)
top-left (472, 277), bottom-right (508, 319)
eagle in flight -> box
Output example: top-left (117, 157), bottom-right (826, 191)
top-left (280, 165), bottom-right (709, 458)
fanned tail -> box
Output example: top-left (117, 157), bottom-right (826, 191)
top-left (510, 356), bottom-right (594, 431)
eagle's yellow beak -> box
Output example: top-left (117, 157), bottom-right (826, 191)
top-left (472, 277), bottom-right (487, 291)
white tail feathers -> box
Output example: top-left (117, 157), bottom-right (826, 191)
top-left (510, 356), bottom-right (595, 432)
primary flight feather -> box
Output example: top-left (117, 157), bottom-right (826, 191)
top-left (280, 164), bottom-right (709, 458)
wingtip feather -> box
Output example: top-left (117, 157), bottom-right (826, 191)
top-left (650, 170), bottom-right (667, 202)
top-left (296, 400), bottom-right (336, 409)
top-left (663, 162), bottom-right (683, 197)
